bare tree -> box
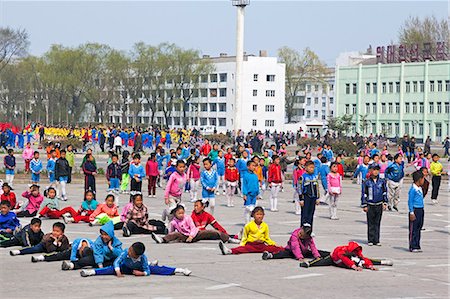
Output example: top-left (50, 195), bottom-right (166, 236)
top-left (0, 27), bottom-right (29, 72)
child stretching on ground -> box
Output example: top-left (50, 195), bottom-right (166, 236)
top-left (89, 194), bottom-right (120, 227)
top-left (0, 217), bottom-right (43, 248)
top-left (242, 160), bottom-right (260, 224)
top-left (219, 206), bottom-right (283, 255)
top-left (62, 190), bottom-right (98, 224)
top-left (1, 183), bottom-right (17, 209)
top-left (0, 200), bottom-right (20, 240)
top-left (200, 158), bottom-right (218, 215)
top-left (9, 222), bottom-right (69, 257)
top-left (224, 158), bottom-right (239, 207)
top-left (163, 160), bottom-right (187, 221)
top-left (327, 162), bottom-right (342, 220)
top-left (151, 204), bottom-right (230, 244)
top-left (299, 161), bottom-right (320, 228)
top-left (80, 241), bottom-right (192, 277)
top-left (16, 184), bottom-right (44, 217)
top-left (262, 224), bottom-right (328, 261)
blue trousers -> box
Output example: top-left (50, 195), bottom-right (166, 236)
top-left (19, 243), bottom-right (45, 255)
top-left (94, 265), bottom-right (175, 276)
top-left (109, 178), bottom-right (120, 190)
top-left (31, 173), bottom-right (40, 182)
top-left (301, 195), bottom-right (317, 228)
top-left (409, 208), bottom-right (424, 251)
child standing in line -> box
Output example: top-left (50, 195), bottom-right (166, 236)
top-left (354, 153), bottom-right (368, 185)
top-left (22, 142), bottom-right (33, 174)
top-left (213, 150), bottom-right (226, 195)
top-left (17, 184), bottom-right (44, 218)
top-left (145, 154), bottom-right (159, 198)
top-left (55, 149), bottom-right (70, 201)
top-left (107, 154), bottom-right (122, 201)
top-left (128, 153), bottom-right (146, 192)
top-left (293, 160), bottom-right (306, 215)
top-left (46, 150), bottom-right (57, 188)
top-left (82, 153), bottom-right (97, 193)
top-left (163, 160), bottom-right (187, 221)
top-left (89, 194), bottom-right (120, 226)
top-left (30, 151), bottom-right (43, 184)
top-left (385, 153), bottom-right (405, 211)
top-left (200, 158), bottom-right (218, 215)
top-left (0, 217), bottom-right (43, 248)
top-left (268, 155), bottom-right (283, 212)
top-left (219, 206), bottom-right (283, 255)
top-left (242, 161), bottom-right (261, 224)
top-left (430, 154), bottom-right (445, 204)
top-left (120, 151), bottom-right (131, 194)
top-left (62, 190), bottom-right (99, 224)
top-left (298, 161), bottom-right (320, 228)
top-left (327, 162), bottom-right (342, 220)
top-left (225, 158), bottom-right (239, 207)
top-left (408, 171), bottom-right (425, 252)
top-left (4, 149), bottom-right (16, 188)
top-left (318, 157), bottom-right (330, 203)
top-left (187, 156), bottom-right (201, 202)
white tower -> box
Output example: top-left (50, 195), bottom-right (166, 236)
top-left (231, 0), bottom-right (250, 132)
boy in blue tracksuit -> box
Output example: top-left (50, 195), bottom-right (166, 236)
top-left (318, 157), bottom-right (330, 199)
top-left (236, 151), bottom-right (249, 196)
top-left (299, 161), bottom-right (320, 228)
top-left (4, 149), bottom-right (16, 188)
top-left (213, 151), bottom-right (226, 195)
top-left (0, 200), bottom-right (20, 240)
top-left (93, 221), bottom-right (123, 268)
top-left (47, 150), bottom-right (57, 187)
top-left (354, 155), bottom-right (370, 185)
top-left (385, 153), bottom-right (405, 211)
top-left (201, 158), bottom-right (219, 215)
top-left (80, 242), bottom-right (191, 277)
top-left (313, 153), bottom-right (322, 177)
top-left (242, 160), bottom-right (260, 224)
top-left (361, 164), bottom-right (388, 246)
top-left (408, 171), bottom-right (425, 252)
top-left (30, 151), bottom-right (43, 184)
top-left (128, 153), bottom-right (146, 192)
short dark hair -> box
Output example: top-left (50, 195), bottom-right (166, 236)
top-left (203, 157), bottom-right (212, 164)
top-left (272, 155), bottom-right (279, 161)
top-left (33, 151), bottom-right (39, 155)
top-left (31, 218), bottom-right (42, 226)
top-left (247, 160), bottom-right (256, 167)
top-left (7, 149), bottom-right (13, 154)
top-left (412, 170), bottom-right (424, 183)
top-left (393, 153), bottom-right (402, 161)
top-left (60, 149), bottom-right (66, 154)
top-left (251, 206), bottom-right (265, 217)
top-left (305, 160), bottom-right (314, 167)
top-left (301, 224), bottom-right (313, 237)
top-left (133, 153), bottom-right (141, 160)
top-left (53, 222), bottom-right (65, 232)
top-left (0, 200), bottom-right (11, 208)
top-left (171, 204), bottom-right (185, 215)
top-left (111, 153), bottom-right (119, 159)
top-left (432, 153), bottom-right (439, 158)
top-left (176, 160), bottom-right (186, 167)
top-left (320, 156), bottom-right (327, 163)
top-left (131, 242), bottom-right (145, 256)
top-left (132, 193), bottom-right (143, 203)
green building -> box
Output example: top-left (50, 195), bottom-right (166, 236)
top-left (336, 60), bottom-right (450, 141)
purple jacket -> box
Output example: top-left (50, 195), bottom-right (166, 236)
top-left (285, 228), bottom-right (320, 259)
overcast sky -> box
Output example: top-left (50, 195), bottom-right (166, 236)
top-left (1, 0), bottom-right (448, 65)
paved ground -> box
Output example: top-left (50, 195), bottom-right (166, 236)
top-left (0, 178), bottom-right (449, 299)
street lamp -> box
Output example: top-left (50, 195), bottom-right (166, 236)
top-left (231, 0), bottom-right (250, 132)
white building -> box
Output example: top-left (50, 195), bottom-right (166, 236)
top-left (108, 52), bottom-right (285, 133)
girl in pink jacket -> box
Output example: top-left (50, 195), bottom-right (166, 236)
top-left (163, 160), bottom-right (187, 221)
top-left (89, 194), bottom-right (120, 226)
top-left (327, 162), bottom-right (342, 220)
top-left (22, 142), bottom-right (34, 173)
top-left (187, 157), bottom-right (201, 202)
top-left (16, 184), bottom-right (44, 217)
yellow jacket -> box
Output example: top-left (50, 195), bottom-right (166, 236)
top-left (240, 220), bottom-right (276, 246)
top-left (430, 161), bottom-right (443, 176)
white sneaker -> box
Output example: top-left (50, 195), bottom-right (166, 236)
top-left (219, 241), bottom-right (232, 255)
top-left (228, 238), bottom-right (240, 244)
top-left (9, 250), bottom-right (20, 256)
top-left (149, 260), bottom-right (159, 266)
top-left (381, 259), bottom-right (394, 266)
top-left (31, 255), bottom-right (45, 262)
top-left (151, 233), bottom-right (164, 244)
top-left (63, 215), bottom-right (74, 224)
top-left (61, 261), bottom-right (74, 270)
top-left (80, 269), bottom-right (96, 277)
top-left (148, 195), bottom-right (152, 198)
top-left (175, 268), bottom-right (192, 276)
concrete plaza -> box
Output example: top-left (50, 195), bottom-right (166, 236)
top-left (0, 178), bottom-right (449, 299)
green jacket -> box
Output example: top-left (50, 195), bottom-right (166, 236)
top-left (66, 151), bottom-right (75, 168)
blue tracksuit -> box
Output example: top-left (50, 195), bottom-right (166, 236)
top-left (242, 170), bottom-right (259, 206)
top-left (318, 163), bottom-right (330, 192)
top-left (408, 184), bottom-right (424, 250)
top-left (70, 238), bottom-right (94, 261)
top-left (299, 172), bottom-right (320, 227)
top-left (313, 159), bottom-right (321, 176)
top-left (213, 157), bottom-right (226, 176)
top-left (0, 211), bottom-right (20, 233)
top-left (4, 155), bottom-right (15, 175)
top-left (360, 176), bottom-right (388, 207)
top-left (385, 162), bottom-right (405, 182)
top-left (46, 158), bottom-right (56, 182)
top-left (128, 164), bottom-right (146, 180)
top-left (201, 169), bottom-right (218, 198)
top-left (354, 164), bottom-right (369, 181)
top-left (93, 221), bottom-right (123, 266)
top-left (30, 158), bottom-right (43, 182)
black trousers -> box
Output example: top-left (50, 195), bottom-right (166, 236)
top-left (367, 204), bottom-right (383, 244)
top-left (272, 249), bottom-right (330, 260)
top-left (431, 176), bottom-right (441, 200)
top-left (0, 238), bottom-right (21, 248)
top-left (44, 247), bottom-right (96, 269)
top-left (409, 208), bottom-right (424, 251)
top-left (130, 178), bottom-right (142, 192)
top-left (309, 255), bottom-right (384, 267)
top-left (67, 167), bottom-right (73, 184)
top-left (125, 220), bottom-right (167, 235)
top-left (301, 196), bottom-right (317, 228)
top-left (16, 210), bottom-right (37, 218)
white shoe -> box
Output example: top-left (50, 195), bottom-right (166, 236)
top-left (63, 215), bottom-right (74, 224)
top-left (148, 195), bottom-right (152, 198)
top-left (381, 259), bottom-right (394, 266)
top-left (61, 261), bottom-right (74, 270)
top-left (228, 238), bottom-right (240, 244)
top-left (80, 269), bottom-right (96, 277)
top-left (149, 260), bottom-right (159, 266)
top-left (175, 268), bottom-right (192, 276)
top-left (31, 255), bottom-right (45, 262)
top-left (9, 250), bottom-right (20, 256)
top-left (151, 233), bottom-right (164, 244)
top-left (219, 241), bottom-right (232, 255)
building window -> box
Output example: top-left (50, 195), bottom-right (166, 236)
top-left (219, 88), bottom-right (227, 97)
top-left (252, 119), bottom-right (257, 126)
top-left (372, 103), bottom-right (377, 114)
top-left (307, 97), bottom-right (311, 105)
top-left (314, 110), bottom-right (318, 117)
top-left (266, 90), bottom-right (275, 97)
top-left (314, 84), bottom-right (319, 91)
top-left (382, 82), bottom-right (387, 93)
top-left (322, 102), bottom-right (326, 108)
top-left (352, 83), bottom-right (357, 94)
top-left (437, 102), bottom-right (442, 113)
top-left (365, 103), bottom-right (370, 114)
top-left (405, 122), bottom-right (409, 134)
top-left (445, 80), bottom-right (450, 92)
top-left (437, 80), bottom-right (442, 92)
top-left (253, 74), bottom-right (258, 81)
top-left (209, 103), bottom-right (217, 112)
top-left (395, 123), bottom-right (400, 135)
top-left (253, 89), bottom-right (257, 96)
top-left (209, 118), bottom-right (217, 126)
top-left (345, 84), bottom-right (350, 94)
top-left (395, 82), bottom-right (400, 93)
top-left (388, 103), bottom-right (393, 113)
top-left (445, 102), bottom-right (450, 114)
top-left (429, 81), bottom-right (435, 92)
top-left (219, 103), bottom-right (226, 112)
top-left (419, 103), bottom-right (424, 113)
top-left (314, 98), bottom-right (319, 105)
top-left (322, 114), bottom-right (326, 120)
top-left (429, 102), bottom-right (434, 113)
top-left (405, 102), bottom-right (410, 114)
top-left (329, 97), bottom-right (334, 104)
top-left (200, 89), bottom-right (207, 97)
top-left (200, 103), bottom-right (208, 111)
top-left (200, 75), bottom-right (208, 83)
top-left (210, 74), bottom-right (217, 83)
top-left (345, 104), bottom-right (349, 114)
top-left (265, 105), bottom-right (275, 112)
top-left (395, 103), bottom-right (400, 113)
top-left (366, 83), bottom-right (370, 94)
top-left (252, 105), bottom-right (257, 112)
top-left (306, 85), bottom-right (311, 92)
top-left (352, 104), bottom-right (357, 114)
top-left (266, 75), bottom-right (275, 82)
top-left (419, 123), bottom-right (423, 135)
top-left (412, 102), bottom-right (417, 113)
top-left (405, 81), bottom-right (411, 93)
top-left (307, 110), bottom-right (311, 118)
top-left (219, 73), bottom-right (227, 82)
top-left (210, 88), bottom-right (217, 97)
top-left (200, 118), bottom-right (207, 126)
top-left (388, 82), bottom-right (393, 93)
top-left (420, 81), bottom-right (424, 92)
top-left (381, 103), bottom-right (386, 113)
top-left (265, 120), bottom-right (274, 127)
top-left (174, 117), bottom-right (181, 126)
top-left (413, 81), bottom-right (418, 92)
top-left (218, 118), bottom-right (226, 126)
top-left (372, 83), bottom-right (377, 94)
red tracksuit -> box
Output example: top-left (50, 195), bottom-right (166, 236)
top-left (337, 163), bottom-right (344, 178)
top-left (268, 164), bottom-right (282, 183)
top-left (331, 241), bottom-right (373, 269)
top-left (225, 166), bottom-right (239, 182)
top-left (191, 211), bottom-right (228, 234)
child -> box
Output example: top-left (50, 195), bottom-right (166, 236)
top-left (225, 158), bottom-right (239, 207)
top-left (120, 150), bottom-right (131, 193)
top-left (353, 155), bottom-right (370, 185)
top-left (163, 160), bottom-right (187, 221)
top-left (242, 160), bottom-right (260, 223)
top-left (262, 224), bottom-right (328, 261)
top-left (409, 171), bottom-right (425, 252)
top-left (361, 164), bottom-right (388, 246)
top-left (430, 154), bottom-right (445, 204)
top-left (46, 150), bottom-right (57, 188)
top-left (38, 187), bottom-right (60, 218)
top-left (213, 151), bottom-right (226, 195)
top-left (122, 194), bottom-right (164, 237)
top-left (187, 156), bottom-right (201, 202)
top-left (55, 149), bottom-right (70, 201)
top-left (268, 155), bottom-right (283, 212)
top-left (82, 153), bottom-right (97, 193)
top-left (30, 151), bottom-right (43, 184)
top-left (200, 158), bottom-right (218, 215)
top-left (327, 162), bottom-right (342, 220)
top-left (151, 204), bottom-right (230, 244)
top-left (1, 183), bottom-right (16, 209)
top-left (293, 160), bottom-right (305, 215)
top-left (219, 207), bottom-right (282, 255)
top-left (17, 184), bottom-right (44, 217)
top-left (318, 157), bottom-right (330, 203)
top-left (298, 161), bottom-right (320, 228)
top-left (129, 153), bottom-right (146, 192)
top-left (80, 241), bottom-right (191, 277)
top-left (385, 153), bottom-right (405, 211)
top-left (63, 190), bottom-right (99, 224)
top-left (87, 221), bottom-right (122, 269)
top-left (107, 153), bottom-right (122, 200)
top-left (66, 144), bottom-right (75, 184)
top-left (145, 153), bottom-right (158, 198)
top-left (9, 222), bottom-right (69, 257)
top-left (89, 194), bottom-right (120, 226)
top-left (4, 149), bottom-right (16, 188)
top-left (0, 217), bottom-right (43, 248)
top-left (22, 142), bottom-right (33, 173)
top-left (0, 200), bottom-right (20, 240)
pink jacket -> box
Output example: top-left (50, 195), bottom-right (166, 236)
top-left (21, 191), bottom-right (44, 214)
top-left (89, 203), bottom-right (119, 221)
top-left (146, 160), bottom-right (159, 177)
top-left (285, 228), bottom-right (320, 260)
top-left (188, 163), bottom-right (201, 180)
top-left (293, 168), bottom-right (305, 186)
top-left (326, 172), bottom-right (342, 194)
top-left (164, 171), bottom-right (187, 199)
top-left (22, 147), bottom-right (33, 160)
top-left (120, 202), bottom-right (133, 222)
top-left (379, 162), bottom-right (389, 174)
top-left (169, 215), bottom-right (198, 238)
